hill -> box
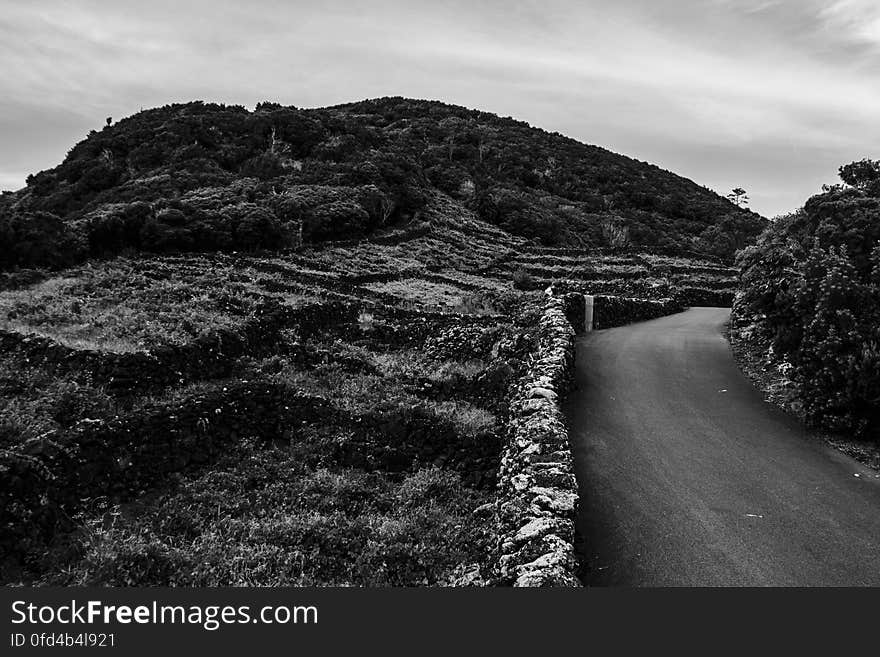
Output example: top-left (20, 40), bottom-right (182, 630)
top-left (0, 98), bottom-right (755, 586)
top-left (0, 97), bottom-right (764, 271)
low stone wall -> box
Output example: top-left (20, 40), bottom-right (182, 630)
top-left (0, 381), bottom-right (324, 562)
top-left (423, 323), bottom-right (506, 361)
top-left (521, 244), bottom-right (729, 265)
top-left (0, 377), bottom-right (504, 565)
top-left (0, 299), bottom-right (506, 397)
top-left (592, 295), bottom-right (683, 329)
top-left (560, 292), bottom-right (682, 331)
top-left (494, 297), bottom-right (581, 587)
top-left (674, 287), bottom-right (734, 308)
top-left (335, 402), bottom-right (502, 487)
top-left (0, 303), bottom-right (298, 395)
top-left (555, 277), bottom-right (675, 301)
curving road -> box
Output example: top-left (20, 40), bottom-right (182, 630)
top-left (563, 307), bottom-right (880, 586)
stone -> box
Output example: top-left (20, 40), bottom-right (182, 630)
top-left (472, 502), bottom-right (495, 519)
top-left (446, 563), bottom-right (484, 587)
top-left (526, 386), bottom-right (558, 401)
top-left (520, 398), bottom-right (548, 415)
top-left (510, 473), bottom-right (533, 492)
top-left (532, 468), bottom-right (576, 489)
top-left (511, 517), bottom-right (569, 547)
top-left (527, 486), bottom-right (578, 515)
top-left (514, 566), bottom-right (581, 588)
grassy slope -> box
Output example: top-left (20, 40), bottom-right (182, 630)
top-left (0, 194), bottom-right (517, 584)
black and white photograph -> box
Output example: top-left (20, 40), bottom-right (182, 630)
top-left (1, 0), bottom-right (879, 632)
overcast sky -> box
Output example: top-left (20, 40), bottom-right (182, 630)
top-left (2, 0), bottom-right (878, 217)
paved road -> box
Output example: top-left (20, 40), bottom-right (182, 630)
top-left (563, 307), bottom-right (880, 586)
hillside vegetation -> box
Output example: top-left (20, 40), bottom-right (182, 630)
top-left (735, 159), bottom-right (880, 441)
top-left (0, 97), bottom-right (764, 270)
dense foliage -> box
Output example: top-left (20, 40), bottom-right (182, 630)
top-left (736, 161), bottom-right (880, 438)
top-left (1, 98), bottom-right (763, 270)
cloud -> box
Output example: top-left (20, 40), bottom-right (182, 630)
top-left (820, 0), bottom-right (880, 47)
top-left (0, 0), bottom-right (877, 216)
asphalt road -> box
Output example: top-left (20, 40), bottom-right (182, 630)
top-left (563, 307), bottom-right (880, 586)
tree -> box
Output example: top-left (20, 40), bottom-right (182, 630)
top-left (727, 187), bottom-right (749, 207)
top-left (838, 158), bottom-right (880, 191)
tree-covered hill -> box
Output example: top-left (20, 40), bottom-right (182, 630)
top-left (0, 97), bottom-right (765, 270)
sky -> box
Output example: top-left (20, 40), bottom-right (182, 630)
top-left (2, 0), bottom-right (879, 217)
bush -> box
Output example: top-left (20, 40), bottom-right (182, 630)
top-left (0, 211), bottom-right (86, 270)
top-left (512, 267), bottom-right (536, 291)
top-left (736, 163), bottom-right (880, 438)
top-left (52, 382), bottom-right (113, 428)
top-left (789, 245), bottom-right (880, 433)
top-left (278, 185), bottom-right (389, 242)
top-left (240, 152), bottom-right (285, 179)
top-left (305, 201), bottom-right (369, 241)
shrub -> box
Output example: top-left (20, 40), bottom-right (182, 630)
top-left (52, 382), bottom-right (113, 428)
top-left (305, 201), bottom-right (369, 241)
top-left (789, 245), bottom-right (880, 433)
top-left (512, 267), bottom-right (535, 290)
top-left (0, 211), bottom-right (86, 270)
top-left (600, 218), bottom-right (630, 247)
top-left (240, 152), bottom-right (285, 179)
top-left (736, 163), bottom-right (880, 438)
top-left (279, 185), bottom-right (387, 242)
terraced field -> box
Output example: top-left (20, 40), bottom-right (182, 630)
top-left (0, 192), bottom-right (738, 586)
top-left (495, 247), bottom-right (738, 306)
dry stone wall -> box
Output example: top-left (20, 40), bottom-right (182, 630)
top-left (591, 295), bottom-right (682, 329)
top-left (494, 297), bottom-right (581, 587)
top-left (0, 303), bottom-right (297, 395)
top-left (493, 289), bottom-right (688, 586)
top-left (0, 299), bottom-right (504, 399)
top-left (560, 293), bottom-right (682, 331)
top-left (0, 382), bottom-right (322, 562)
top-left (0, 378), bottom-right (503, 564)
top-left (673, 287), bottom-right (734, 308)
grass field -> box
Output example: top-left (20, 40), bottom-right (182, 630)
top-left (0, 256), bottom-right (317, 352)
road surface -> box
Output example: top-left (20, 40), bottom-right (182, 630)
top-left (563, 307), bottom-right (880, 586)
